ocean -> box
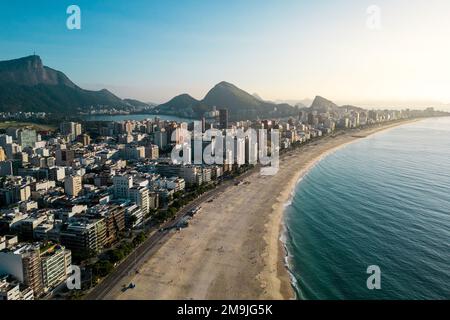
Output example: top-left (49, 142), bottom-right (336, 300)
top-left (284, 117), bottom-right (450, 300)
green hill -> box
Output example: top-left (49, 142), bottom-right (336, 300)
top-left (0, 55), bottom-right (127, 112)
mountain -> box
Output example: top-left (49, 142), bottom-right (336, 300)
top-left (156, 81), bottom-right (299, 120)
top-left (252, 93), bottom-right (264, 101)
top-left (0, 56), bottom-right (301, 119)
top-left (161, 94), bottom-right (200, 111)
top-left (156, 94), bottom-right (209, 118)
top-left (274, 99), bottom-right (311, 109)
top-left (204, 81), bottom-right (299, 120)
top-left (0, 55), bottom-right (127, 113)
top-left (203, 81), bottom-right (261, 108)
top-left (123, 99), bottom-right (153, 108)
top-left (145, 102), bottom-right (158, 107)
top-left (0, 55), bottom-right (77, 88)
top-left (310, 95), bottom-right (340, 113)
top-left (310, 96), bottom-right (366, 113)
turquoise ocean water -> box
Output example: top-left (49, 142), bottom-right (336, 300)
top-left (284, 117), bottom-right (450, 300)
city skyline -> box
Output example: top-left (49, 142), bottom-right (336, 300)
top-left (1, 0), bottom-right (450, 109)
top-left (1, 106), bottom-right (446, 300)
top-left (1, 1), bottom-right (449, 306)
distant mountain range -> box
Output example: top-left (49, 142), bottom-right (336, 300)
top-left (0, 56), bottom-right (303, 120)
top-left (0, 55), bottom-right (366, 120)
top-left (155, 81), bottom-right (301, 120)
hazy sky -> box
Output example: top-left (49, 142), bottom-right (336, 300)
top-left (1, 0), bottom-right (450, 108)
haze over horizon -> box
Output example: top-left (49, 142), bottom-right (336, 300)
top-left (1, 0), bottom-right (450, 110)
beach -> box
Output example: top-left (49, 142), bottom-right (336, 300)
top-left (106, 120), bottom-right (418, 300)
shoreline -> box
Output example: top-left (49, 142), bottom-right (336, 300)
top-left (272, 119), bottom-right (421, 300)
top-left (106, 119), bottom-right (420, 300)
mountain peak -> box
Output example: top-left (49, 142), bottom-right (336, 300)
top-left (201, 81), bottom-right (298, 120)
top-left (204, 81), bottom-right (258, 109)
top-left (20, 54), bottom-right (42, 62)
top-left (159, 93), bottom-right (200, 109)
top-left (0, 55), bottom-right (127, 113)
top-left (310, 96), bottom-right (338, 112)
top-left (312, 95), bottom-right (332, 103)
top-left (211, 81), bottom-right (245, 92)
top-left (252, 93), bottom-right (264, 101)
top-left (215, 81), bottom-right (235, 87)
top-left (170, 93), bottom-right (198, 103)
top-left (177, 93), bottom-right (196, 98)
top-left (0, 55), bottom-right (43, 72)
top-left (0, 55), bottom-right (77, 88)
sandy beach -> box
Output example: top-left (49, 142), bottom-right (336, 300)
top-left (106, 120), bottom-right (418, 300)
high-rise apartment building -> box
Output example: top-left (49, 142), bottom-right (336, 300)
top-left (113, 174), bottom-right (133, 199)
top-left (125, 204), bottom-right (144, 228)
top-left (64, 175), bottom-right (83, 197)
top-left (60, 122), bottom-right (82, 141)
top-left (129, 186), bottom-right (150, 215)
top-left (18, 129), bottom-right (37, 148)
top-left (0, 275), bottom-right (34, 300)
top-left (77, 134), bottom-right (91, 146)
top-left (145, 144), bottom-right (159, 160)
top-left (39, 244), bottom-right (71, 292)
top-left (55, 148), bottom-right (75, 166)
top-left (60, 218), bottom-right (106, 258)
top-left (48, 166), bottom-right (66, 182)
top-left (219, 108), bottom-right (228, 129)
top-left (154, 129), bottom-right (168, 149)
top-left (0, 244), bottom-right (44, 298)
top-left (87, 205), bottom-right (126, 246)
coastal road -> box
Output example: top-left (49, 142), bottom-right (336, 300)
top-left (84, 169), bottom-right (257, 300)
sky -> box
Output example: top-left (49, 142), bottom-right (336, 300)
top-left (1, 0), bottom-right (450, 109)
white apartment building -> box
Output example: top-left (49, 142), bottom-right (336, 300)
top-left (125, 204), bottom-right (144, 228)
top-left (0, 244), bottom-right (44, 297)
top-left (129, 186), bottom-right (150, 215)
top-left (0, 276), bottom-right (34, 300)
top-left (155, 177), bottom-right (186, 192)
top-left (64, 175), bottom-right (82, 197)
top-left (113, 175), bottom-right (133, 199)
top-left (40, 245), bottom-right (71, 292)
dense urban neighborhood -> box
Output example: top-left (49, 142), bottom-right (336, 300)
top-left (0, 104), bottom-right (446, 299)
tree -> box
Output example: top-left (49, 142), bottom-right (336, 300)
top-left (108, 249), bottom-right (124, 263)
top-left (133, 232), bottom-right (146, 246)
top-left (92, 260), bottom-right (113, 277)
